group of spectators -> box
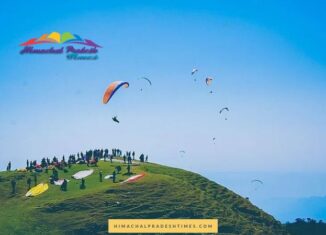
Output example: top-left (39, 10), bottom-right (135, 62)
top-left (6, 148), bottom-right (149, 194)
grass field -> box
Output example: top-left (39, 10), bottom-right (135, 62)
top-left (0, 159), bottom-right (286, 234)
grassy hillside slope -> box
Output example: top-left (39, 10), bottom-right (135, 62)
top-left (0, 160), bottom-right (286, 234)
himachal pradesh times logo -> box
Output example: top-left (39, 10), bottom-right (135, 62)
top-left (19, 32), bottom-right (101, 60)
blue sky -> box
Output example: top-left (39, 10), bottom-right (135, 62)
top-left (0, 0), bottom-right (326, 221)
top-left (1, 0), bottom-right (325, 170)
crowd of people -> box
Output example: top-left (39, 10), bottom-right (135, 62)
top-left (5, 148), bottom-right (149, 194)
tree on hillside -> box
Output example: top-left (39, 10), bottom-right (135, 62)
top-left (284, 218), bottom-right (326, 235)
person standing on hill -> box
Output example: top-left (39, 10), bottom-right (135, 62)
top-left (115, 166), bottom-right (121, 174)
top-left (123, 155), bottom-right (126, 164)
top-left (110, 154), bottom-right (113, 163)
top-left (53, 168), bottom-right (59, 181)
top-left (34, 174), bottom-right (37, 186)
top-left (104, 149), bottom-right (109, 162)
top-left (132, 151), bottom-right (135, 160)
top-left (27, 177), bottom-right (32, 190)
top-left (11, 178), bottom-right (16, 194)
top-left (29, 162), bottom-right (33, 172)
top-left (112, 171), bottom-right (116, 183)
top-left (99, 171), bottom-right (103, 182)
top-left (95, 156), bottom-right (99, 166)
top-left (145, 155), bottom-right (148, 162)
top-left (80, 178), bottom-right (86, 189)
top-left (127, 155), bottom-right (132, 165)
top-left (61, 179), bottom-right (67, 191)
top-left (127, 164), bottom-right (131, 175)
top-left (139, 154), bottom-right (144, 162)
top-left (41, 158), bottom-right (47, 168)
top-left (7, 161), bottom-right (11, 171)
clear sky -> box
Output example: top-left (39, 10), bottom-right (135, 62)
top-left (0, 0), bottom-right (325, 174)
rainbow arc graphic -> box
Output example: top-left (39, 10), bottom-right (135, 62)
top-left (20, 32), bottom-right (101, 48)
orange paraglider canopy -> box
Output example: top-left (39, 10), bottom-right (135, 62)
top-left (103, 81), bottom-right (129, 104)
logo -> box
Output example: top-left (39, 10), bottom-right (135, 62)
top-left (19, 32), bottom-right (101, 60)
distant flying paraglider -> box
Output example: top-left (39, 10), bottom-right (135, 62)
top-left (138, 77), bottom-right (152, 86)
top-left (219, 107), bottom-right (229, 120)
top-left (251, 179), bottom-right (263, 184)
top-left (112, 116), bottom-right (120, 123)
top-left (205, 77), bottom-right (213, 86)
top-left (138, 77), bottom-right (152, 92)
top-left (179, 150), bottom-right (186, 156)
top-left (219, 107), bottom-right (229, 114)
top-left (103, 81), bottom-right (129, 104)
top-left (251, 179), bottom-right (263, 190)
top-left (191, 68), bottom-right (198, 75)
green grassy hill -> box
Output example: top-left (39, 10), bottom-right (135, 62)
top-left (0, 160), bottom-right (286, 235)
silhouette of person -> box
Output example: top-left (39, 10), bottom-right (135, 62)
top-left (27, 177), bottom-right (32, 190)
top-left (61, 179), bottom-right (67, 191)
top-left (127, 164), bottom-right (131, 175)
top-left (11, 178), bottom-right (16, 194)
top-left (112, 171), bottom-right (116, 183)
top-left (34, 174), bottom-right (37, 186)
top-left (80, 178), bottom-right (86, 189)
top-left (7, 161), bottom-right (11, 171)
top-left (99, 171), bottom-right (103, 182)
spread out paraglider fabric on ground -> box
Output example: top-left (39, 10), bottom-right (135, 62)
top-left (25, 183), bottom-right (49, 197)
top-left (110, 159), bottom-right (125, 163)
top-left (102, 81), bottom-right (129, 104)
top-left (54, 179), bottom-right (70, 186)
top-left (104, 175), bottom-right (113, 180)
top-left (121, 173), bottom-right (145, 184)
top-left (72, 169), bottom-right (94, 179)
top-left (16, 168), bottom-right (27, 172)
top-left (106, 159), bottom-right (140, 165)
